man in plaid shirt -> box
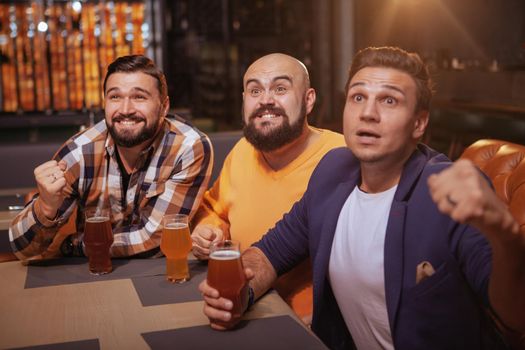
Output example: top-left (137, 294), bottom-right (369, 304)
top-left (9, 55), bottom-right (213, 260)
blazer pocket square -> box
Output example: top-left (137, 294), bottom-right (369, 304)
top-left (416, 261), bottom-right (436, 284)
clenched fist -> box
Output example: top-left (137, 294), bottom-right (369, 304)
top-left (428, 159), bottom-right (519, 238)
top-left (34, 160), bottom-right (68, 220)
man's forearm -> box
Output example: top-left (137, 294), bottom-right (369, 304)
top-left (9, 202), bottom-right (60, 260)
top-left (488, 225), bottom-right (525, 333)
top-left (242, 247), bottom-right (277, 300)
top-left (473, 195), bottom-right (525, 332)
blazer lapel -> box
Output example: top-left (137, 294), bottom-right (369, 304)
top-left (384, 145), bottom-right (432, 332)
top-left (384, 201), bottom-right (407, 331)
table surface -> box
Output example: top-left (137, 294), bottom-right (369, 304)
top-left (0, 257), bottom-right (326, 350)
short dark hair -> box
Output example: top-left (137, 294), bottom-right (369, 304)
top-left (103, 55), bottom-right (168, 101)
top-left (345, 47), bottom-right (433, 112)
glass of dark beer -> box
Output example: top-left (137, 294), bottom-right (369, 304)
top-left (160, 214), bottom-right (192, 283)
top-left (83, 208), bottom-right (113, 275)
top-left (207, 240), bottom-right (248, 328)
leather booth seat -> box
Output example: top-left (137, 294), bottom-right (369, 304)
top-left (460, 139), bottom-right (525, 233)
top-left (460, 139), bottom-right (525, 350)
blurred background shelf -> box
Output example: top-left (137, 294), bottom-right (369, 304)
top-left (0, 0), bottom-right (523, 162)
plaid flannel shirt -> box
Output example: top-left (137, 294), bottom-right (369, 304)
top-left (9, 115), bottom-right (213, 259)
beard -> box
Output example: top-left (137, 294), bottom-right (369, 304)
top-left (107, 114), bottom-right (160, 148)
top-left (242, 102), bottom-right (307, 152)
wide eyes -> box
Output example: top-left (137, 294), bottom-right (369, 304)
top-left (249, 88), bottom-right (262, 97)
top-left (349, 93), bottom-right (398, 106)
top-left (384, 97), bottom-right (396, 105)
top-left (275, 86), bottom-right (287, 94)
top-left (246, 84), bottom-right (289, 97)
top-left (383, 96), bottom-right (397, 107)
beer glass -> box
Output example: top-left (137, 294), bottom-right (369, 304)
top-left (83, 208), bottom-right (113, 275)
top-left (160, 214), bottom-right (192, 283)
top-left (207, 240), bottom-right (248, 327)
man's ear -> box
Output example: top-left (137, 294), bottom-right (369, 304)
top-left (305, 88), bottom-right (316, 115)
top-left (413, 110), bottom-right (429, 139)
top-left (162, 96), bottom-right (170, 116)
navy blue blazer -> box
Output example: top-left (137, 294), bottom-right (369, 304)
top-left (255, 144), bottom-right (508, 349)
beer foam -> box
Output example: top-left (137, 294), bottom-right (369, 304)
top-left (86, 216), bottom-right (110, 223)
top-left (210, 250), bottom-right (241, 260)
top-left (165, 222), bottom-right (188, 229)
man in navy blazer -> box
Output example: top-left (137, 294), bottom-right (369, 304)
top-left (199, 47), bottom-right (525, 349)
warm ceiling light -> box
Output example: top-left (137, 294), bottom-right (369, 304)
top-left (72, 1), bottom-right (82, 13)
top-left (37, 21), bottom-right (48, 32)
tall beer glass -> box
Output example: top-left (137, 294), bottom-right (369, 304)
top-left (207, 240), bottom-right (247, 327)
top-left (83, 208), bottom-right (113, 275)
top-left (161, 214), bottom-right (192, 283)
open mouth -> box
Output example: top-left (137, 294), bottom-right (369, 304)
top-left (114, 117), bottom-right (145, 126)
top-left (249, 106), bottom-right (287, 121)
top-left (258, 113), bottom-right (281, 119)
top-left (356, 130), bottom-right (380, 138)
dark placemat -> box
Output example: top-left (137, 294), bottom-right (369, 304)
top-left (25, 257), bottom-right (166, 289)
top-left (141, 315), bottom-right (328, 350)
top-left (9, 338), bottom-right (99, 350)
top-left (131, 260), bottom-right (208, 306)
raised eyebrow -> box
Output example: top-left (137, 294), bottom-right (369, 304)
top-left (245, 75), bottom-right (293, 88)
top-left (381, 84), bottom-right (405, 96)
top-left (245, 79), bottom-right (262, 88)
top-left (272, 75), bottom-right (293, 84)
top-left (348, 82), bottom-right (405, 96)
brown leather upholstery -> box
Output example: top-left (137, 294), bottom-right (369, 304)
top-left (460, 139), bottom-right (525, 233)
top-left (460, 139), bottom-right (525, 350)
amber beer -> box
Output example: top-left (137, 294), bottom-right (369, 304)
top-left (207, 240), bottom-right (248, 327)
top-left (83, 209), bottom-right (113, 275)
top-left (161, 214), bottom-right (192, 283)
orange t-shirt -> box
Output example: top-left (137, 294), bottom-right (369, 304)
top-left (193, 127), bottom-right (345, 318)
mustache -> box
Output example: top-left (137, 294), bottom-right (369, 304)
top-left (112, 114), bottom-right (146, 123)
top-left (248, 106), bottom-right (288, 120)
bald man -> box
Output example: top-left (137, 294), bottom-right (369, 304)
top-left (191, 53), bottom-right (344, 322)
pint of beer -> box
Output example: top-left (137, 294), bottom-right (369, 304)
top-left (161, 214), bottom-right (192, 283)
top-left (83, 208), bottom-right (113, 275)
top-left (207, 240), bottom-right (248, 328)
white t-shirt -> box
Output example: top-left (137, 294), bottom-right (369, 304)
top-left (328, 185), bottom-right (397, 350)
